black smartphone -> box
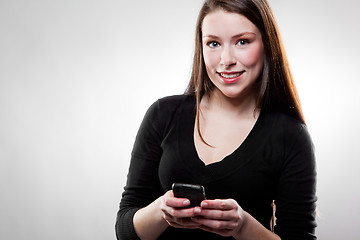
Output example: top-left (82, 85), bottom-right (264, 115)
top-left (172, 183), bottom-right (206, 208)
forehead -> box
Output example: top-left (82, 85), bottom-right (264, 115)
top-left (202, 9), bottom-right (259, 36)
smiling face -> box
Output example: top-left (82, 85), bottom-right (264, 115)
top-left (202, 9), bottom-right (264, 100)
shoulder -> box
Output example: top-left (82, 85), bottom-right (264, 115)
top-left (146, 94), bottom-right (195, 117)
top-left (262, 111), bottom-right (314, 154)
top-left (157, 94), bottom-right (195, 108)
top-left (260, 112), bottom-right (316, 183)
top-left (141, 94), bottom-right (195, 136)
top-left (264, 111), bottom-right (309, 138)
top-left (279, 112), bottom-right (311, 144)
top-left (269, 112), bottom-right (315, 167)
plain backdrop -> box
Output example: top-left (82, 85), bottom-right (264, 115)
top-left (1, 0), bottom-right (359, 239)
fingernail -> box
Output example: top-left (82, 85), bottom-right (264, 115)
top-left (201, 202), bottom-right (207, 207)
top-left (183, 200), bottom-right (190, 206)
top-left (194, 208), bottom-right (201, 213)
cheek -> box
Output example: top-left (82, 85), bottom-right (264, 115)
top-left (203, 51), bottom-right (219, 70)
top-left (241, 45), bottom-right (264, 67)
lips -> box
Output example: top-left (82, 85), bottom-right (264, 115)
top-left (217, 71), bottom-right (245, 84)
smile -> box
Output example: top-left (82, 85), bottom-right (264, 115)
top-left (217, 71), bottom-right (245, 83)
top-left (220, 72), bottom-right (241, 78)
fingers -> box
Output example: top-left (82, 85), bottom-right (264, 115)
top-left (160, 190), bottom-right (201, 229)
top-left (162, 208), bottom-right (201, 228)
top-left (162, 204), bottom-right (196, 218)
top-left (190, 199), bottom-right (246, 237)
top-left (164, 214), bottom-right (201, 229)
top-left (160, 192), bottom-right (245, 237)
top-left (198, 224), bottom-right (235, 237)
top-left (161, 190), bottom-right (192, 217)
top-left (192, 214), bottom-right (240, 237)
top-left (194, 208), bottom-right (240, 221)
top-left (200, 199), bottom-right (238, 210)
top-left (193, 199), bottom-right (240, 220)
top-left (165, 196), bottom-right (191, 208)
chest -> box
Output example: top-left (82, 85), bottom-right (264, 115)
top-left (158, 131), bottom-right (277, 202)
top-left (156, 101), bottom-right (283, 198)
top-left (157, 112), bottom-right (279, 199)
top-left (193, 115), bottom-right (257, 166)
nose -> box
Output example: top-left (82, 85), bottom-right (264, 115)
top-left (220, 45), bottom-right (236, 67)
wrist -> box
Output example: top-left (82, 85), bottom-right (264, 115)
top-left (233, 211), bottom-right (280, 240)
top-left (133, 196), bottom-right (169, 240)
top-left (232, 210), bottom-right (250, 239)
top-left (156, 195), bottom-right (169, 225)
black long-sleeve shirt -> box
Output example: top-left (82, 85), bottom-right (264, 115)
top-left (116, 94), bottom-right (317, 240)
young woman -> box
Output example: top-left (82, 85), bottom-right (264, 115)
top-left (116, 0), bottom-right (317, 239)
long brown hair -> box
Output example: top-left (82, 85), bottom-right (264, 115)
top-left (186, 0), bottom-right (305, 143)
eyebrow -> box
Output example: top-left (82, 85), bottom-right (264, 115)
top-left (203, 32), bottom-right (256, 39)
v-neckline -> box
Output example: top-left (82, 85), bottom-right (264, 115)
top-left (193, 111), bottom-right (261, 167)
top-left (178, 96), bottom-right (264, 170)
top-left (194, 112), bottom-right (262, 167)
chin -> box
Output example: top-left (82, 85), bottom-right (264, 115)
top-left (220, 86), bottom-right (256, 100)
top-left (221, 91), bottom-right (244, 99)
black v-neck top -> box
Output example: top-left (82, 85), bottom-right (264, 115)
top-left (116, 95), bottom-right (317, 240)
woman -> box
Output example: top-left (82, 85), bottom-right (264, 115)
top-left (116, 0), bottom-right (317, 239)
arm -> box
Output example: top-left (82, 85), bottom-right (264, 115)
top-left (132, 196), bottom-right (168, 240)
top-left (115, 100), bottom-right (167, 240)
top-left (189, 199), bottom-right (280, 240)
top-left (134, 190), bottom-right (204, 240)
top-left (116, 96), bottom-right (196, 240)
top-left (236, 211), bottom-right (281, 240)
top-left (274, 124), bottom-right (317, 239)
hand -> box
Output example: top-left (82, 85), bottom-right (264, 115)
top-left (160, 190), bottom-right (202, 229)
top-left (191, 199), bottom-right (248, 237)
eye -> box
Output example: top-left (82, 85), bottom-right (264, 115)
top-left (237, 39), bottom-right (249, 46)
top-left (207, 41), bottom-right (220, 48)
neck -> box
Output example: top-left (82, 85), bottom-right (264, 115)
top-left (202, 89), bottom-right (259, 118)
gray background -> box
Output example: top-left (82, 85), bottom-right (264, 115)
top-left (1, 0), bottom-right (359, 239)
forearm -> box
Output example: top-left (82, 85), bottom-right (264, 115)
top-left (234, 211), bottom-right (280, 240)
top-left (133, 196), bottom-right (169, 240)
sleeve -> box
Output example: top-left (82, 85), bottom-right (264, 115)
top-left (274, 124), bottom-right (317, 240)
top-left (115, 100), bottom-right (165, 240)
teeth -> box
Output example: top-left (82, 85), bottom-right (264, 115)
top-left (220, 72), bottom-right (242, 79)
